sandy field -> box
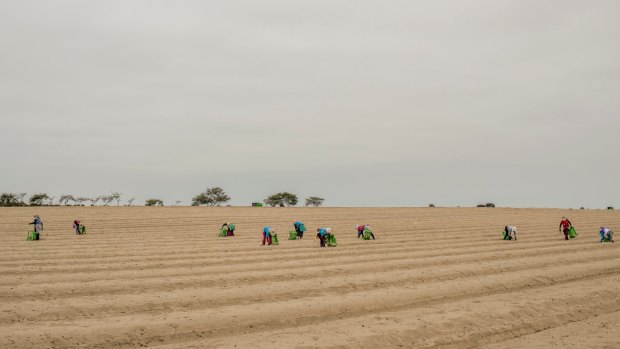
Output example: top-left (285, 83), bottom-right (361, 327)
top-left (0, 207), bottom-right (618, 348)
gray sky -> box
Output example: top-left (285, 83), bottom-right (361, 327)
top-left (1, 0), bottom-right (618, 207)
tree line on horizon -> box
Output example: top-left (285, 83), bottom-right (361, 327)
top-left (0, 188), bottom-right (326, 207)
top-left (1, 191), bottom-right (614, 209)
top-left (0, 192), bottom-right (134, 207)
top-left (190, 187), bottom-right (325, 207)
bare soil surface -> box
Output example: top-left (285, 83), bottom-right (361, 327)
top-left (0, 207), bottom-right (618, 348)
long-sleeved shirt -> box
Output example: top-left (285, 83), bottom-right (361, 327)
top-left (559, 219), bottom-right (572, 230)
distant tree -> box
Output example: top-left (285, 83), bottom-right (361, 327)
top-left (264, 193), bottom-right (284, 207)
top-left (60, 194), bottom-right (75, 206)
top-left (476, 204), bottom-right (486, 208)
top-left (75, 197), bottom-right (89, 206)
top-left (305, 196), bottom-right (325, 207)
top-left (428, 203), bottom-right (436, 208)
top-left (175, 201), bottom-right (182, 206)
top-left (47, 196), bottom-right (55, 205)
top-left (127, 197), bottom-right (135, 206)
top-left (608, 206), bottom-right (614, 210)
top-left (265, 192), bottom-right (298, 207)
top-left (101, 195), bottom-right (114, 206)
top-left (111, 192), bottom-right (122, 206)
top-left (207, 187), bottom-right (230, 206)
top-left (0, 193), bottom-right (21, 207)
top-left (192, 187), bottom-right (230, 206)
top-left (145, 199), bottom-right (164, 206)
top-left (17, 192), bottom-right (27, 205)
top-left (281, 192), bottom-right (298, 206)
top-left (191, 193), bottom-right (207, 206)
top-left (29, 193), bottom-right (50, 206)
top-left (485, 203), bottom-right (496, 208)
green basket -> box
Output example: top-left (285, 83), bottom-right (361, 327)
top-left (288, 231), bottom-right (297, 240)
top-left (502, 231), bottom-right (512, 240)
top-left (26, 231), bottom-right (39, 241)
top-left (363, 228), bottom-right (373, 240)
top-left (327, 234), bottom-right (337, 247)
top-left (272, 233), bottom-right (280, 245)
top-left (568, 227), bottom-right (577, 239)
top-left (219, 228), bottom-right (228, 237)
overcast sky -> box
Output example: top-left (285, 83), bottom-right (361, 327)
top-left (1, 1), bottom-right (618, 207)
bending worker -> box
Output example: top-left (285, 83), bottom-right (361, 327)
top-left (262, 226), bottom-right (274, 245)
top-left (504, 225), bottom-right (517, 240)
top-left (293, 221), bottom-right (306, 239)
top-left (316, 227), bottom-right (332, 247)
top-left (600, 227), bottom-right (614, 243)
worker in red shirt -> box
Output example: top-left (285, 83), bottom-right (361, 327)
top-left (356, 224), bottom-right (365, 238)
top-left (558, 217), bottom-right (572, 240)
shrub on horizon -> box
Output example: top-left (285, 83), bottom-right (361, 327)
top-left (145, 199), bottom-right (164, 206)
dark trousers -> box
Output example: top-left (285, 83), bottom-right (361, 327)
top-left (318, 234), bottom-right (326, 247)
top-left (563, 228), bottom-right (569, 240)
top-left (262, 233), bottom-right (272, 245)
